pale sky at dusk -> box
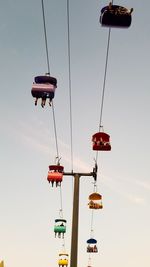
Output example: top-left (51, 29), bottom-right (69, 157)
top-left (0, 1), bottom-right (150, 267)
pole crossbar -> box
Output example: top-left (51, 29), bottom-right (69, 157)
top-left (63, 171), bottom-right (95, 177)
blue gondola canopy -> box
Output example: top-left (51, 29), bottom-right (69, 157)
top-left (87, 238), bottom-right (97, 244)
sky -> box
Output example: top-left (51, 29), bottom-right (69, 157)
top-left (0, 0), bottom-right (150, 267)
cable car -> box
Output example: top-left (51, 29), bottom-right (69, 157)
top-left (87, 238), bottom-right (98, 253)
top-left (31, 74), bottom-right (57, 107)
top-left (58, 253), bottom-right (69, 267)
top-left (54, 219), bottom-right (67, 238)
top-left (92, 132), bottom-right (111, 151)
top-left (88, 193), bottom-right (103, 209)
top-left (100, 2), bottom-right (133, 28)
top-left (47, 165), bottom-right (64, 187)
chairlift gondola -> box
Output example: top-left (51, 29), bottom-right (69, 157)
top-left (54, 219), bottom-right (67, 238)
top-left (58, 253), bottom-right (69, 267)
top-left (92, 132), bottom-right (111, 151)
top-left (100, 2), bottom-right (133, 28)
top-left (47, 165), bottom-right (64, 187)
top-left (88, 192), bottom-right (103, 209)
top-left (31, 74), bottom-right (57, 107)
top-left (87, 238), bottom-right (98, 253)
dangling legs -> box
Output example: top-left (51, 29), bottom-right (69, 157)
top-left (35, 98), bottom-right (38, 106)
top-left (41, 98), bottom-right (46, 108)
top-left (129, 8), bottom-right (133, 14)
top-left (49, 99), bottom-right (52, 106)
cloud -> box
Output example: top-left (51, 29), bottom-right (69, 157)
top-left (126, 194), bottom-right (146, 205)
top-left (102, 175), bottom-right (146, 206)
top-left (10, 119), bottom-right (92, 172)
top-left (21, 133), bottom-right (50, 155)
top-left (135, 180), bottom-right (150, 191)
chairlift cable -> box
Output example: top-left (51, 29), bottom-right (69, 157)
top-left (41, 0), bottom-right (50, 74)
top-left (41, 0), bottom-right (60, 159)
top-left (94, 1), bottom-right (114, 162)
top-left (41, 0), bottom-right (65, 253)
top-left (90, 210), bottom-right (94, 236)
top-left (98, 28), bottom-right (111, 132)
top-left (59, 185), bottom-right (66, 251)
top-left (59, 184), bottom-right (64, 218)
top-left (89, 182), bottom-right (97, 235)
top-left (51, 101), bottom-right (59, 158)
top-left (67, 0), bottom-right (74, 172)
top-left (98, 1), bottom-right (114, 134)
top-left (95, 27), bottom-right (111, 163)
top-left (88, 255), bottom-right (92, 266)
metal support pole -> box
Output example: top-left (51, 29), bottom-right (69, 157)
top-left (70, 174), bottom-right (80, 267)
top-left (63, 168), bottom-right (97, 267)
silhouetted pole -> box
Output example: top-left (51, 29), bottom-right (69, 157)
top-left (70, 173), bottom-right (80, 267)
top-left (64, 167), bottom-right (97, 267)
